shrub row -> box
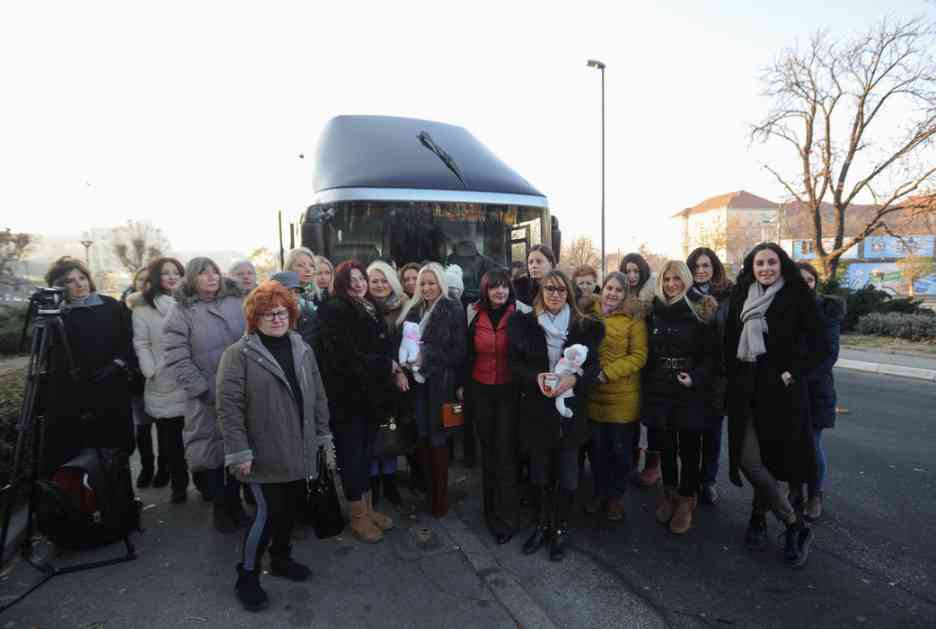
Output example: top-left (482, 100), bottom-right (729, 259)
top-left (0, 303), bottom-right (30, 355)
top-left (855, 312), bottom-right (936, 342)
top-left (822, 282), bottom-right (930, 332)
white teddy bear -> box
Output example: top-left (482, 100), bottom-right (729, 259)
top-left (551, 344), bottom-right (588, 418)
top-left (398, 321), bottom-right (425, 383)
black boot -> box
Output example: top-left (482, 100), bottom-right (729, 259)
top-left (550, 488), bottom-right (573, 562)
top-left (270, 545), bottom-right (311, 581)
top-left (483, 475), bottom-right (512, 545)
top-left (783, 517), bottom-right (813, 569)
top-left (522, 487), bottom-right (550, 555)
top-left (383, 473), bottom-right (402, 506)
top-left (745, 512), bottom-right (768, 551)
top-left (151, 421), bottom-right (170, 488)
top-left (135, 424), bottom-right (154, 488)
top-left (235, 563), bottom-right (269, 612)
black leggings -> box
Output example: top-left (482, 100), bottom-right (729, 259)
top-left (650, 426), bottom-right (702, 497)
top-left (242, 480), bottom-right (304, 570)
top-left (529, 447), bottom-right (579, 491)
top-left (471, 382), bottom-right (518, 504)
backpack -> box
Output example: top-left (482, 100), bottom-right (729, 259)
top-left (35, 449), bottom-right (141, 550)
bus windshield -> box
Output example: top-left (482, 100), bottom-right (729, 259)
top-left (305, 200), bottom-right (547, 299)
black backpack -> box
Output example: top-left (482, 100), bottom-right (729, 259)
top-left (35, 449), bottom-right (141, 550)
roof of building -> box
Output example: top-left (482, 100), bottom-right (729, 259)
top-left (672, 190), bottom-right (779, 218)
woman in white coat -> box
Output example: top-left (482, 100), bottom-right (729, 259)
top-left (132, 257), bottom-right (192, 503)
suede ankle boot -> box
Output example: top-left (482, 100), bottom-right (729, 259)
top-left (670, 495), bottom-right (697, 535)
top-left (366, 490), bottom-right (394, 531)
top-left (235, 563), bottom-right (268, 612)
top-left (349, 499), bottom-right (383, 543)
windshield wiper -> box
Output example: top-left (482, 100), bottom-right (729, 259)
top-left (418, 131), bottom-right (467, 188)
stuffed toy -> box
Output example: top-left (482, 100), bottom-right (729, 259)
top-left (398, 320), bottom-right (424, 382)
top-left (552, 344), bottom-right (588, 418)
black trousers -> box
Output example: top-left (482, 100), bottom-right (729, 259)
top-left (333, 411), bottom-right (376, 502)
top-left (650, 425), bottom-right (702, 497)
top-left (471, 381), bottom-right (518, 510)
top-left (160, 417), bottom-right (189, 489)
top-left (242, 480), bottom-right (304, 571)
top-left (530, 446), bottom-right (579, 491)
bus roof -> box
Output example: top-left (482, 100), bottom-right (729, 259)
top-left (311, 115), bottom-right (546, 205)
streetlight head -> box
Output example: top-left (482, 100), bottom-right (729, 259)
top-left (587, 59), bottom-right (606, 69)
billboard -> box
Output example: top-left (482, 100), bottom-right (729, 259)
top-left (844, 261), bottom-right (936, 296)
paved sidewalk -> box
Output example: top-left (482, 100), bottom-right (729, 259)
top-left (837, 347), bottom-right (936, 382)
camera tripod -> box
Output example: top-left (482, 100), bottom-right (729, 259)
top-left (0, 293), bottom-right (136, 613)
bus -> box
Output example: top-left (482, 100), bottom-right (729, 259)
top-left (301, 115), bottom-right (560, 301)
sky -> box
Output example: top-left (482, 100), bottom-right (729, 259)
top-left (1, 0), bottom-right (932, 259)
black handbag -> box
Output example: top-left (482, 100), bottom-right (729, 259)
top-left (373, 415), bottom-right (414, 459)
top-left (307, 448), bottom-right (345, 539)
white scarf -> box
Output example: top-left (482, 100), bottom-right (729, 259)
top-left (538, 304), bottom-right (570, 370)
top-left (737, 277), bottom-right (784, 363)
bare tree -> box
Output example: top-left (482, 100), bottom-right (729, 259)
top-left (0, 228), bottom-right (37, 286)
top-left (111, 220), bottom-right (170, 274)
top-left (637, 242), bottom-right (668, 274)
top-left (751, 16), bottom-right (936, 278)
top-left (560, 235), bottom-right (600, 271)
top-left (248, 246), bottom-right (278, 281)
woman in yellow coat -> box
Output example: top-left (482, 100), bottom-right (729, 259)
top-left (584, 271), bottom-right (648, 521)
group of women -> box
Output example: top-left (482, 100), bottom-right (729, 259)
top-left (39, 234), bottom-right (842, 612)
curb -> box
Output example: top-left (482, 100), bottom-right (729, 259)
top-left (835, 359), bottom-right (936, 382)
top-left (439, 514), bottom-right (558, 629)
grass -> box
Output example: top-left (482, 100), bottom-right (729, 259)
top-left (840, 333), bottom-right (936, 356)
top-left (0, 363), bottom-right (28, 495)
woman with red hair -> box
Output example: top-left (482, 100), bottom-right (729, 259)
top-left (217, 281), bottom-right (332, 611)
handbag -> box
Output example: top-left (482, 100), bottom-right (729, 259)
top-left (441, 402), bottom-right (464, 429)
top-left (307, 447), bottom-right (345, 539)
top-left (373, 415), bottom-right (413, 459)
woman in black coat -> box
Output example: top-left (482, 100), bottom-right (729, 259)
top-left (642, 261), bottom-right (717, 535)
top-left (792, 263), bottom-right (845, 521)
top-left (397, 262), bottom-right (468, 519)
top-left (512, 244), bottom-right (556, 308)
top-left (725, 243), bottom-right (823, 569)
top-left (43, 257), bottom-right (137, 475)
top-left (508, 270), bottom-right (604, 562)
top-left (317, 260), bottom-right (401, 544)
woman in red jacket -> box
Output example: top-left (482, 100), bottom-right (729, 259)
top-left (463, 269), bottom-right (531, 544)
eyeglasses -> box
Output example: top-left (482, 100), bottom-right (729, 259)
top-left (544, 286), bottom-right (567, 294)
top-left (261, 309), bottom-right (290, 321)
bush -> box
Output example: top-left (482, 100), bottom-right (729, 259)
top-left (825, 284), bottom-right (929, 332)
top-left (855, 312), bottom-right (936, 341)
top-left (0, 303), bottom-right (30, 355)
top-left (0, 365), bottom-right (30, 500)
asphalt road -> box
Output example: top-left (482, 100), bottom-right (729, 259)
top-left (455, 368), bottom-right (936, 628)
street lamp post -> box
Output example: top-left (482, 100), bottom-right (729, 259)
top-left (587, 59), bottom-right (606, 276)
top-left (80, 239), bottom-right (94, 267)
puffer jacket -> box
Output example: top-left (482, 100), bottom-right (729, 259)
top-left (216, 332), bottom-right (331, 484)
top-left (131, 292), bottom-right (189, 419)
top-left (586, 298), bottom-right (648, 423)
top-left (164, 278), bottom-right (245, 470)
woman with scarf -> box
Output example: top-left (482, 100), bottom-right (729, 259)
top-left (585, 272), bottom-right (648, 521)
top-left (43, 257), bottom-right (137, 475)
top-left (642, 261), bottom-right (716, 535)
top-left (132, 257), bottom-right (191, 503)
top-left (366, 260), bottom-right (408, 506)
top-left (508, 270), bottom-right (604, 561)
top-left (317, 261), bottom-right (400, 542)
top-left (725, 243), bottom-right (822, 568)
top-left (686, 247), bottom-right (734, 505)
top-left (397, 262), bottom-right (468, 518)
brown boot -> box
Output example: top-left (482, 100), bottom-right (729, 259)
top-left (365, 491), bottom-right (394, 531)
top-left (670, 495), bottom-right (697, 534)
top-left (429, 445), bottom-right (450, 518)
top-left (349, 499), bottom-right (383, 543)
top-left (639, 451), bottom-right (661, 487)
top-left (655, 485), bottom-right (677, 524)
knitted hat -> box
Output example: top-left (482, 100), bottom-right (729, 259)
top-left (445, 264), bottom-right (464, 299)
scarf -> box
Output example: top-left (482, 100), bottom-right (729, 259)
top-left (538, 304), bottom-right (570, 370)
top-left (418, 296), bottom-right (442, 336)
top-left (737, 277), bottom-right (785, 363)
top-left (354, 296), bottom-right (378, 321)
top-left (64, 292), bottom-right (104, 311)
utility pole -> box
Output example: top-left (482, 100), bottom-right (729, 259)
top-left (587, 59), bottom-right (607, 276)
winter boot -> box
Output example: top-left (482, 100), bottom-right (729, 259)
top-left (655, 485), bottom-right (677, 524)
top-left (366, 490), bottom-right (394, 531)
top-left (745, 512), bottom-right (768, 551)
top-left (383, 472), bottom-right (402, 506)
top-left (270, 545), bottom-right (311, 582)
top-left (805, 491), bottom-right (823, 521)
top-left (235, 563), bottom-right (269, 612)
top-left (429, 445), bottom-right (450, 518)
top-left (135, 424), bottom-right (154, 488)
top-left (151, 421), bottom-right (170, 488)
top-left (669, 495), bottom-right (697, 535)
top-left (522, 486), bottom-right (551, 555)
top-left (550, 488), bottom-right (574, 562)
top-left (349, 499), bottom-right (383, 543)
top-left (639, 451), bottom-right (661, 487)
top-left (783, 517), bottom-right (813, 569)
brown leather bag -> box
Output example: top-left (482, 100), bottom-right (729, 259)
top-left (441, 403), bottom-right (464, 428)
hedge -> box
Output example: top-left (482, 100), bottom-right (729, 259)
top-left (855, 312), bottom-right (936, 342)
top-left (0, 303), bottom-right (30, 355)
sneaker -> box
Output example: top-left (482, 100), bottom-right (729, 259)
top-left (745, 513), bottom-right (768, 551)
top-left (699, 482), bottom-right (719, 505)
top-left (805, 493), bottom-right (823, 521)
top-left (783, 521), bottom-right (813, 569)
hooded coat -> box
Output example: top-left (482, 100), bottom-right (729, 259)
top-left (807, 295), bottom-right (845, 430)
top-left (585, 298), bottom-right (648, 424)
top-left (163, 278), bottom-right (245, 471)
top-left (131, 292), bottom-right (190, 419)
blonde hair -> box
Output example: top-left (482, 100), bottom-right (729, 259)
top-left (367, 260), bottom-right (406, 303)
top-left (285, 247), bottom-right (316, 274)
top-left (396, 262), bottom-right (450, 326)
top-left (314, 256), bottom-right (335, 291)
top-left (654, 260), bottom-right (693, 304)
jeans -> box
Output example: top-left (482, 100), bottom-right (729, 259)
top-left (700, 414), bottom-right (724, 484)
top-left (242, 480), bottom-right (304, 570)
top-left (472, 382), bottom-right (519, 507)
top-left (809, 428), bottom-right (826, 497)
top-left (413, 381), bottom-right (447, 447)
top-left (370, 456), bottom-right (397, 476)
top-left (652, 426), bottom-right (702, 497)
top-left (530, 446), bottom-right (579, 491)
top-left (590, 421), bottom-right (637, 500)
top-left (333, 412), bottom-right (376, 501)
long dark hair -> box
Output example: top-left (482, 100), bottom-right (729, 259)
top-left (143, 257), bottom-right (185, 307)
top-left (735, 243), bottom-right (807, 295)
top-left (619, 252), bottom-right (651, 294)
top-left (333, 260), bottom-right (375, 304)
top-left (476, 268), bottom-right (514, 311)
top-left (687, 246), bottom-right (730, 291)
top-left (533, 270), bottom-right (588, 323)
top-left (796, 262), bottom-right (820, 294)
top-left (527, 244), bottom-right (557, 269)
